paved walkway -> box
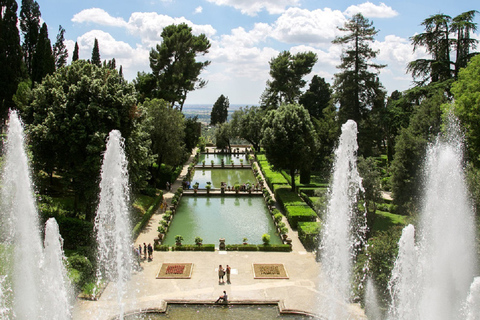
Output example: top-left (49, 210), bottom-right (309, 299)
top-left (72, 148), bottom-right (366, 320)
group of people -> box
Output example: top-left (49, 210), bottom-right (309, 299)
top-left (134, 242), bottom-right (153, 262)
top-left (217, 264), bottom-right (231, 284)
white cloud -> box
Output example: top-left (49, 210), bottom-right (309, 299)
top-left (71, 8), bottom-right (127, 27)
top-left (194, 6), bottom-right (203, 14)
top-left (75, 30), bottom-right (150, 80)
top-left (271, 7), bottom-right (347, 45)
top-left (344, 2), bottom-right (398, 18)
top-left (206, 0), bottom-right (299, 16)
top-left (126, 12), bottom-right (216, 48)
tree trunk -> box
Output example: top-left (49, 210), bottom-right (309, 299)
top-left (300, 168), bottom-right (311, 184)
top-left (290, 168), bottom-right (296, 192)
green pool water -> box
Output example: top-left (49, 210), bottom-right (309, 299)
top-left (190, 168), bottom-right (256, 189)
top-left (198, 153), bottom-right (248, 165)
top-left (163, 196), bottom-right (282, 245)
top-left (126, 304), bottom-right (315, 319)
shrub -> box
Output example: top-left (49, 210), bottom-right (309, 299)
top-left (274, 212), bottom-right (283, 224)
top-left (276, 188), bottom-right (305, 209)
top-left (298, 222), bottom-right (321, 251)
top-left (172, 244), bottom-right (215, 251)
top-left (157, 226), bottom-right (166, 234)
top-left (226, 244), bottom-right (258, 251)
top-left (195, 236), bottom-right (203, 245)
top-left (154, 244), bottom-right (170, 251)
top-left (258, 244), bottom-right (291, 252)
top-left (285, 205), bottom-right (317, 229)
top-left (262, 233), bottom-right (270, 245)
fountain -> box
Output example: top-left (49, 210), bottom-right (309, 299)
top-left (94, 130), bottom-right (133, 320)
top-left (318, 120), bottom-right (367, 318)
top-left (387, 115), bottom-right (478, 319)
top-left (0, 110), bottom-right (72, 319)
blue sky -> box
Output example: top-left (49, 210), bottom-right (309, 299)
top-left (35, 0), bottom-right (479, 105)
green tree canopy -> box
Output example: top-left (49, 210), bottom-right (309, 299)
top-left (260, 51), bottom-right (317, 110)
top-left (142, 98), bottom-right (186, 166)
top-left (149, 23), bottom-right (211, 111)
top-left (210, 94), bottom-right (229, 126)
top-left (452, 54), bottom-right (480, 165)
top-left (72, 41), bottom-right (79, 62)
top-left (22, 60), bottom-right (137, 220)
top-left (234, 106), bottom-right (265, 151)
top-left (262, 103), bottom-right (318, 191)
top-left (299, 75), bottom-right (332, 119)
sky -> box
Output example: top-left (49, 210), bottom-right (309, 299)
top-left (34, 0), bottom-right (480, 105)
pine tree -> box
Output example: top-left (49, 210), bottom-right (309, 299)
top-left (0, 0), bottom-right (24, 120)
top-left (20, 0), bottom-right (41, 76)
top-left (91, 38), bottom-right (101, 67)
top-left (53, 25), bottom-right (68, 69)
top-left (72, 41), bottom-right (79, 62)
top-left (332, 13), bottom-right (386, 157)
top-left (31, 22), bottom-right (55, 84)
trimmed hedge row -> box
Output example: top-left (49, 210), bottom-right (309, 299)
top-left (256, 154), bottom-right (289, 189)
top-left (172, 244), bottom-right (216, 251)
top-left (275, 188), bottom-right (305, 209)
top-left (225, 244), bottom-right (292, 252)
top-left (132, 191), bottom-right (163, 238)
top-left (298, 222), bottom-right (321, 251)
top-left (285, 204), bottom-right (317, 229)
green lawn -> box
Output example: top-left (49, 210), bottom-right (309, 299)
top-left (372, 210), bottom-right (407, 232)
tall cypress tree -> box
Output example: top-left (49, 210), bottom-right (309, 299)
top-left (20, 0), bottom-right (41, 76)
top-left (0, 0), bottom-right (24, 120)
top-left (210, 94), bottom-right (229, 126)
top-left (53, 25), bottom-right (68, 69)
top-left (91, 38), bottom-right (101, 67)
top-left (32, 22), bottom-right (55, 84)
top-left (72, 41), bottom-right (79, 62)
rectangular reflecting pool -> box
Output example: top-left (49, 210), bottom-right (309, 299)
top-left (190, 168), bottom-right (256, 189)
top-left (198, 153), bottom-right (248, 165)
top-left (163, 196), bottom-right (282, 245)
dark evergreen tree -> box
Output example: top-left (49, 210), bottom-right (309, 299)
top-left (20, 0), bottom-right (40, 76)
top-left (299, 75), bottom-right (332, 119)
top-left (332, 13), bottom-right (386, 156)
top-left (53, 25), bottom-right (68, 69)
top-left (91, 38), bottom-right (101, 67)
top-left (72, 41), bottom-right (79, 62)
top-left (407, 11), bottom-right (478, 85)
top-left (210, 94), bottom-right (229, 126)
top-left (0, 0), bottom-right (24, 120)
top-left (31, 22), bottom-right (55, 84)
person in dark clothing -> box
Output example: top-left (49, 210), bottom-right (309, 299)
top-left (215, 291), bottom-right (228, 303)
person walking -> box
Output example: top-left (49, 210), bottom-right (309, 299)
top-left (143, 243), bottom-right (147, 260)
top-left (147, 243), bottom-right (153, 261)
top-left (226, 265), bottom-right (231, 284)
top-left (218, 265), bottom-right (225, 283)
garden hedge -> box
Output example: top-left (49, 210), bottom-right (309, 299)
top-left (298, 222), bottom-right (321, 251)
top-left (285, 204), bottom-right (317, 229)
top-left (225, 244), bottom-right (292, 252)
top-left (132, 192), bottom-right (163, 238)
top-left (275, 188), bottom-right (305, 209)
top-left (172, 244), bottom-right (216, 251)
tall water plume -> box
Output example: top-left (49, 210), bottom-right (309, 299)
top-left (388, 115), bottom-right (477, 319)
top-left (319, 120), bottom-right (367, 318)
top-left (0, 110), bottom-right (43, 319)
top-left (94, 130), bottom-right (133, 319)
top-left (42, 218), bottom-right (73, 319)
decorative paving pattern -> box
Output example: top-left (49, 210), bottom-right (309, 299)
top-left (157, 263), bottom-right (193, 279)
top-left (252, 263), bottom-right (289, 279)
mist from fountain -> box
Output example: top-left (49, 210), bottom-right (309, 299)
top-left (94, 130), bottom-right (133, 320)
top-left (387, 115), bottom-right (477, 320)
top-left (0, 110), bottom-right (72, 319)
top-left (318, 120), bottom-right (367, 318)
